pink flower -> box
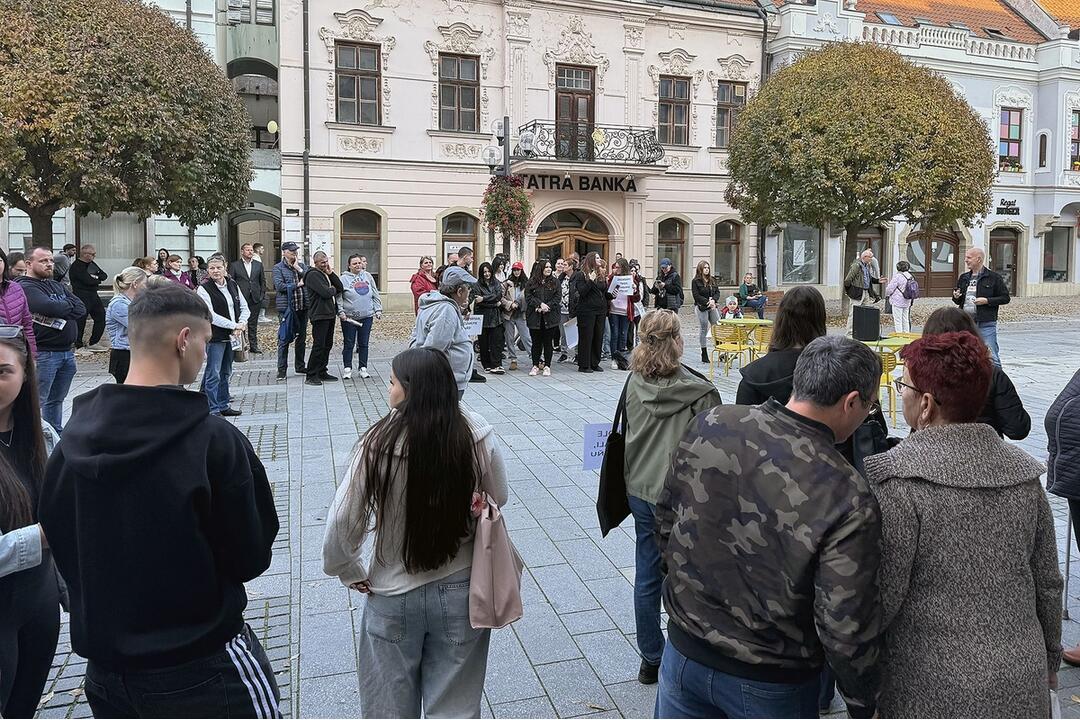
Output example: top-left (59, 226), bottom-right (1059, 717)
top-left (471, 492), bottom-right (486, 518)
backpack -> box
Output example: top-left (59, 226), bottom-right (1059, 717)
top-left (901, 273), bottom-right (919, 301)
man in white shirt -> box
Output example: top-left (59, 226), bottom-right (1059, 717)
top-left (196, 257), bottom-right (249, 416)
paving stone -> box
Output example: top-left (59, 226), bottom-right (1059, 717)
top-left (574, 630), bottom-right (642, 685)
top-left (512, 602), bottom-right (582, 665)
top-left (299, 611), bottom-right (356, 679)
top-left (300, 578), bottom-right (352, 616)
top-left (587, 577), bottom-right (637, 634)
top-left (298, 672), bottom-right (360, 718)
top-left (483, 627), bottom-right (546, 705)
top-left (510, 526), bottom-right (566, 568)
top-left (543, 515), bottom-right (591, 542)
top-left (607, 680), bottom-right (658, 719)
top-left (535, 659), bottom-right (614, 718)
top-left (493, 696), bottom-right (559, 718)
top-left (560, 609), bottom-right (618, 636)
top-left (555, 538), bottom-right (622, 580)
top-left (532, 564), bottom-right (601, 613)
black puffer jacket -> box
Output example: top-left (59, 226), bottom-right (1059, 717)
top-left (691, 278), bottom-right (722, 312)
top-left (978, 366), bottom-right (1030, 440)
top-left (525, 280), bottom-right (560, 329)
top-left (1046, 369), bottom-right (1080, 499)
top-left (572, 271), bottom-right (609, 314)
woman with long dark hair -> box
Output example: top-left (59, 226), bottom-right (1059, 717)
top-left (473, 262), bottom-right (506, 374)
top-left (0, 248), bottom-right (36, 355)
top-left (572, 252), bottom-right (610, 373)
top-left (502, 262), bottom-right (532, 371)
top-left (323, 347), bottom-right (508, 718)
top-left (691, 260), bottom-right (721, 364)
top-left (155, 248), bottom-right (170, 275)
top-left (525, 259), bottom-right (560, 376)
top-left (0, 328), bottom-right (61, 718)
top-left (607, 258), bottom-right (638, 369)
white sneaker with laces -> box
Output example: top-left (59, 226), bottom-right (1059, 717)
top-left (343, 368), bottom-right (352, 379)
top-left (529, 366), bottom-right (539, 376)
top-left (611, 360), bottom-right (618, 370)
top-left (542, 366), bottom-right (551, 377)
top-left (360, 367), bottom-right (370, 379)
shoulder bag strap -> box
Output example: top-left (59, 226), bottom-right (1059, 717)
top-left (612, 376), bottom-right (632, 434)
top-left (680, 363), bottom-right (711, 383)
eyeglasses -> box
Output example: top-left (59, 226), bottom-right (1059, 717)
top-left (0, 325), bottom-right (25, 339)
top-left (893, 378), bottom-right (920, 395)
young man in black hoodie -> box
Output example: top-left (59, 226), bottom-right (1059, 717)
top-left (38, 283), bottom-right (282, 718)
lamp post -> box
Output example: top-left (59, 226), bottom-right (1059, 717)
top-left (483, 115), bottom-right (534, 258)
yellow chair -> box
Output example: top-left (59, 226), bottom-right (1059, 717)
top-left (710, 323), bottom-right (746, 379)
top-left (889, 332), bottom-right (921, 340)
top-left (749, 325), bottom-right (773, 362)
top-left (880, 352), bottom-right (900, 427)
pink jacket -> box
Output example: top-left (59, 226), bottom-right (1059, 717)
top-left (0, 279), bottom-right (37, 355)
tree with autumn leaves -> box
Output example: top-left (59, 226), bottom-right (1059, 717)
top-left (0, 0), bottom-right (252, 245)
top-left (725, 43), bottom-right (996, 250)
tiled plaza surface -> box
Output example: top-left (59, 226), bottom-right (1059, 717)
top-left (35, 310), bottom-right (1080, 719)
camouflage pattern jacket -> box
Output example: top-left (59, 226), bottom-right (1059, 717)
top-left (656, 399), bottom-right (884, 716)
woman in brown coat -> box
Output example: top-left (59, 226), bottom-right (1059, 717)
top-left (865, 332), bottom-right (1062, 718)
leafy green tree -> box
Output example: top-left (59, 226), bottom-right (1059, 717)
top-left (725, 42), bottom-right (996, 254)
top-left (0, 0), bottom-right (252, 245)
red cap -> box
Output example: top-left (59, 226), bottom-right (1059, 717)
top-left (512, 261), bottom-right (524, 270)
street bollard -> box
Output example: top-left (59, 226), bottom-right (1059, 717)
top-left (1066, 513), bottom-right (1073, 621)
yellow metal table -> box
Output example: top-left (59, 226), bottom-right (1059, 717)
top-left (710, 318), bottom-right (773, 378)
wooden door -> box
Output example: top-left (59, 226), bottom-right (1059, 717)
top-left (990, 233), bottom-right (1018, 295)
top-left (555, 65), bottom-right (594, 161)
top-left (906, 232), bottom-right (960, 297)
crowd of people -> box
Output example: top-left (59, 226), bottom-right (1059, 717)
top-left (1, 235), bottom-right (1077, 720)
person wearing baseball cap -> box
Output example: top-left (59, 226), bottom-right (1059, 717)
top-left (272, 242), bottom-right (309, 380)
top-left (410, 265), bottom-right (480, 397)
top-left (650, 258), bottom-right (684, 312)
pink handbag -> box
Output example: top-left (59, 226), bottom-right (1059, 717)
top-left (469, 493), bottom-right (524, 629)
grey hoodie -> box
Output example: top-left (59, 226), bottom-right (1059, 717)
top-left (410, 290), bottom-right (475, 395)
top-left (340, 270), bottom-right (382, 320)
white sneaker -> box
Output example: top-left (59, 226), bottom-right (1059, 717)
top-left (360, 367), bottom-right (370, 379)
top-left (343, 368), bottom-right (352, 379)
top-left (87, 343), bottom-right (109, 353)
top-left (611, 360), bottom-right (618, 370)
top-left (542, 366), bottom-right (551, 377)
top-left (529, 366), bottom-right (539, 376)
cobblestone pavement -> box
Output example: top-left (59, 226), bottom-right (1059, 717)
top-left (35, 314), bottom-right (1080, 719)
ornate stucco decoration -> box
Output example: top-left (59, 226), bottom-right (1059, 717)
top-left (711, 54), bottom-right (753, 84)
top-left (320, 9), bottom-right (397, 123)
top-left (624, 24), bottom-right (644, 50)
top-left (814, 12), bottom-right (840, 35)
top-left (507, 11), bottom-right (531, 38)
top-left (423, 22), bottom-right (495, 80)
top-left (442, 143), bottom-right (482, 159)
top-left (339, 136), bottom-right (384, 154)
top-left (994, 85), bottom-right (1034, 110)
top-left (543, 15), bottom-right (610, 92)
top-left (648, 49), bottom-right (705, 97)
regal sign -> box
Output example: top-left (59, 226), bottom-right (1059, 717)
top-left (995, 199), bottom-right (1020, 216)
top-left (525, 174), bottom-right (639, 193)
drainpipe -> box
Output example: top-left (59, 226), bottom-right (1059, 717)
top-left (753, 1), bottom-right (770, 290)
top-left (187, 0), bottom-right (195, 258)
top-left (302, 0), bottom-right (311, 261)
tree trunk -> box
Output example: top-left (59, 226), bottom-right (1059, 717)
top-left (28, 206), bottom-right (59, 250)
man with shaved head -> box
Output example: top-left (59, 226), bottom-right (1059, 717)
top-left (952, 245), bottom-right (1009, 366)
top-left (303, 250), bottom-right (344, 385)
top-left (38, 283), bottom-right (281, 717)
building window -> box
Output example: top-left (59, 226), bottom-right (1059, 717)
top-left (999, 108), bottom-right (1023, 171)
top-left (438, 54), bottom-right (479, 133)
top-left (658, 76), bottom-right (690, 146)
top-left (341, 209), bottom-right (381, 286)
top-left (713, 221), bottom-right (740, 285)
top-left (441, 212), bottom-right (478, 265)
top-left (1045, 227), bottom-right (1071, 282)
top-left (782, 224), bottom-right (821, 284)
top-left (1038, 134), bottom-right (1048, 168)
top-left (229, 0), bottom-right (273, 25)
top-left (255, 0), bottom-right (273, 24)
top-left (335, 43), bottom-right (380, 125)
top-left (1071, 111), bottom-right (1080, 171)
top-left (715, 82), bottom-right (746, 149)
top-left (844, 227), bottom-right (884, 271)
top-left (657, 218), bottom-right (688, 281)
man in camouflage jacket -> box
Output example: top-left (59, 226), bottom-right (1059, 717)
top-left (655, 335), bottom-right (884, 718)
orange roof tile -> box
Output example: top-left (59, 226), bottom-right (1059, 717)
top-left (1036, 0), bottom-right (1080, 31)
top-left (773, 0), bottom-right (1045, 43)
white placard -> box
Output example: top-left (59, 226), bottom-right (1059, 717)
top-left (463, 315), bottom-right (484, 338)
top-left (611, 275), bottom-right (634, 295)
top-left (310, 231), bottom-right (333, 259)
top-left (563, 317), bottom-right (579, 349)
top-left (583, 423), bottom-right (611, 470)
top-left (282, 217), bottom-right (302, 232)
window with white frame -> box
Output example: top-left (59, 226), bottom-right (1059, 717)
top-left (1045, 227), bottom-right (1071, 282)
top-left (335, 43), bottom-right (380, 125)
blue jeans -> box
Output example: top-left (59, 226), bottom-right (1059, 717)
top-left (357, 567), bottom-right (491, 718)
top-left (608, 315), bottom-right (630, 357)
top-left (602, 318), bottom-right (612, 358)
top-left (36, 350), bottom-right (76, 432)
top-left (341, 316), bottom-right (373, 369)
top-left (628, 496), bottom-right (664, 666)
top-left (978, 320), bottom-right (1000, 367)
top-left (203, 341), bottom-right (233, 414)
top-left (744, 296), bottom-right (767, 320)
top-left (656, 644), bottom-right (819, 719)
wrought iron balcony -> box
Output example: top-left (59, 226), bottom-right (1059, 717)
top-left (514, 120), bottom-right (665, 165)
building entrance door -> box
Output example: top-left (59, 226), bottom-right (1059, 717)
top-left (535, 210), bottom-right (610, 265)
top-left (990, 229), bottom-right (1019, 295)
top-left (906, 231), bottom-right (960, 297)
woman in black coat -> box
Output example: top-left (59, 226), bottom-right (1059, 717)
top-left (922, 307), bottom-right (1030, 440)
top-left (472, 262), bottom-right (506, 374)
top-left (524, 259), bottom-right (561, 376)
top-left (572, 252), bottom-right (610, 374)
top-left (1047, 368), bottom-right (1080, 665)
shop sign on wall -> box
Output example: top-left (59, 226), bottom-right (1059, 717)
top-left (525, 174), bottom-right (639, 193)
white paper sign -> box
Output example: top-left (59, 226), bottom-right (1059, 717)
top-left (563, 317), bottom-right (579, 349)
top-left (463, 315), bottom-right (484, 338)
top-left (583, 423), bottom-right (611, 470)
top-left (612, 275), bottom-right (634, 295)
top-left (310, 230), bottom-right (333, 260)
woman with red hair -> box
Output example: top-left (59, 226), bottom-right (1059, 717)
top-left (864, 332), bottom-right (1061, 717)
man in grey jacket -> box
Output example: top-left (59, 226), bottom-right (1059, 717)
top-left (410, 266), bottom-right (476, 398)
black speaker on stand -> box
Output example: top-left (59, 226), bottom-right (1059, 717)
top-left (852, 304), bottom-right (881, 342)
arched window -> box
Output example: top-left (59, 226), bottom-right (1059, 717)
top-left (713, 221), bottom-right (740, 285)
top-left (657, 218), bottom-right (688, 280)
top-left (341, 209), bottom-right (381, 286)
top-left (441, 212), bottom-right (478, 265)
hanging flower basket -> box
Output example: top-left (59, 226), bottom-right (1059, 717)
top-left (481, 175), bottom-right (532, 247)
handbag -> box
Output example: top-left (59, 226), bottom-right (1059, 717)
top-left (596, 377), bottom-right (632, 537)
top-left (469, 493), bottom-right (524, 629)
top-left (232, 330), bottom-right (249, 363)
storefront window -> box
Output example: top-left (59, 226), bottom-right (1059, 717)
top-left (441, 212), bottom-right (477, 265)
top-left (657, 218), bottom-right (687, 281)
top-left (713, 221), bottom-right (740, 285)
top-left (341, 209), bottom-right (381, 286)
top-left (1045, 227), bottom-right (1071, 283)
top-left (782, 224), bottom-right (821, 284)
